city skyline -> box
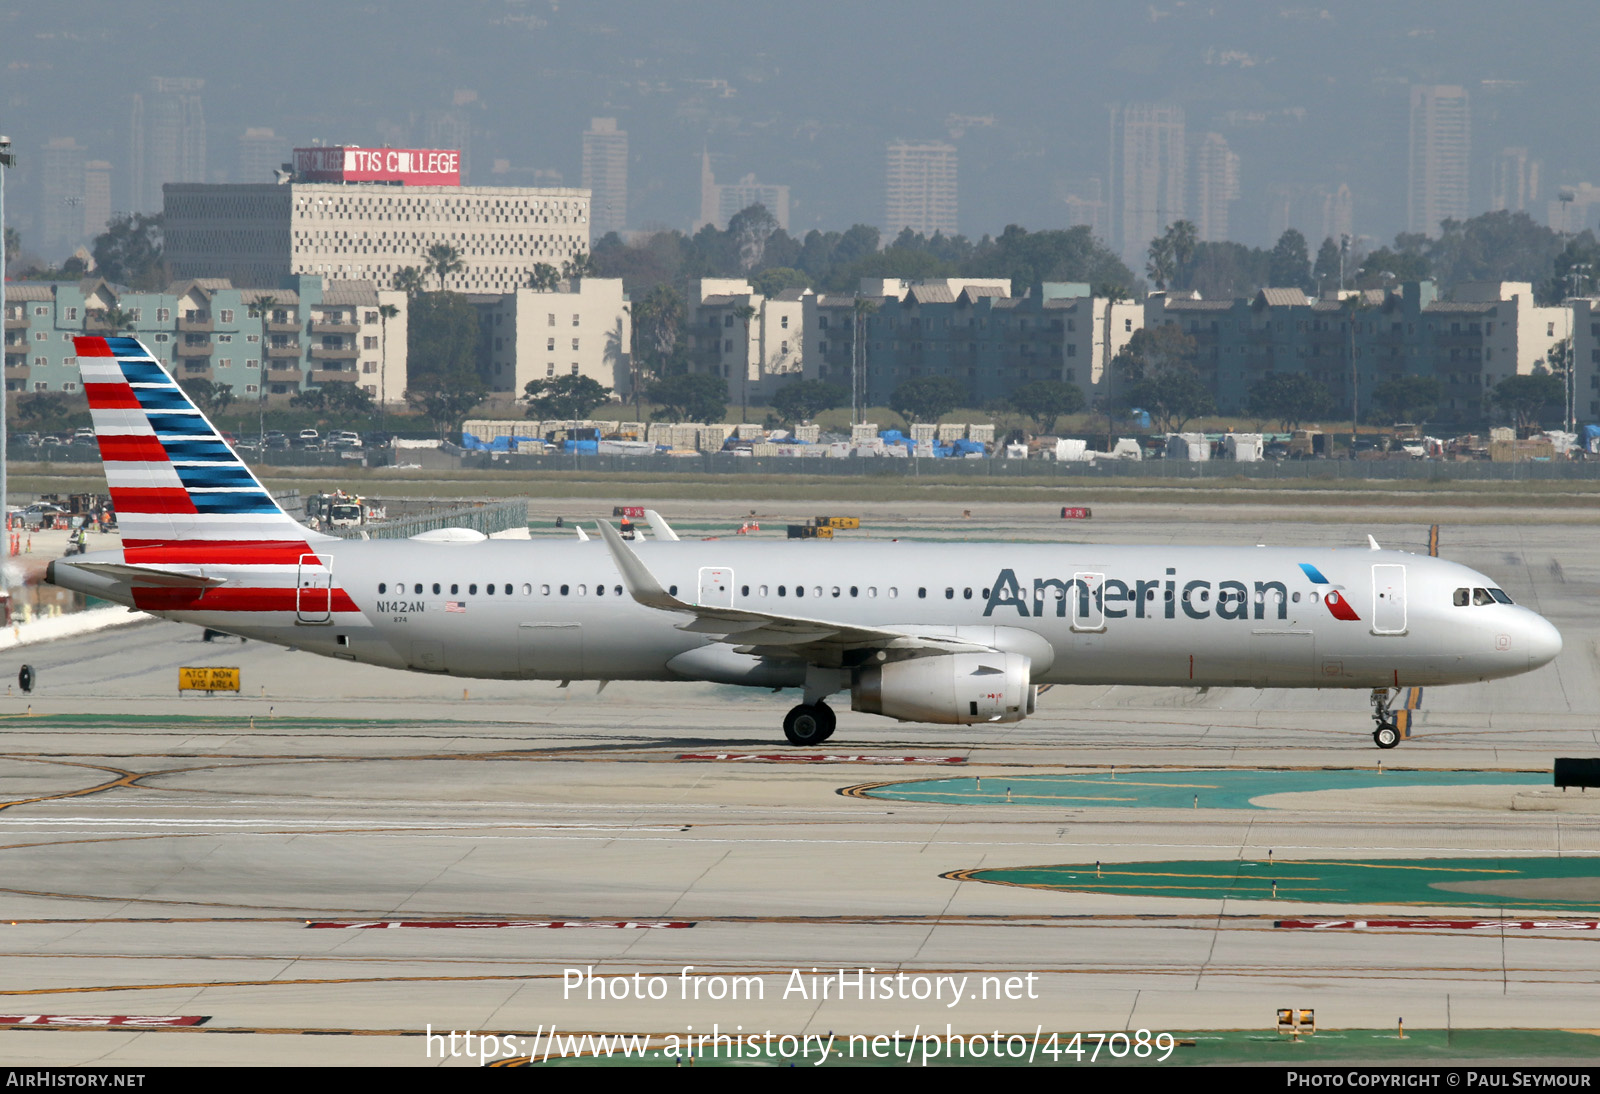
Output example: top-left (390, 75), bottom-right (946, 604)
top-left (5, 3), bottom-right (1600, 265)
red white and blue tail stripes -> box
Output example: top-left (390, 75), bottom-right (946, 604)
top-left (76, 335), bottom-right (314, 549)
top-left (73, 336), bottom-right (361, 624)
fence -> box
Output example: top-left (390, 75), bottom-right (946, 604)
top-left (324, 497), bottom-right (529, 540)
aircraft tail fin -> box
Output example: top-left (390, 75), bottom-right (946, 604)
top-left (74, 335), bottom-right (320, 549)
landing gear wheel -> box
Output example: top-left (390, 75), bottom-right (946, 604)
top-left (1372, 723), bottom-right (1400, 749)
top-left (812, 701), bottom-right (836, 743)
top-left (783, 703), bottom-right (832, 746)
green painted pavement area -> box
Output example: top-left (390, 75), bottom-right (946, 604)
top-left (520, 1028), bottom-right (1600, 1066)
top-left (858, 768), bottom-right (1548, 811)
top-left (957, 856), bottom-right (1600, 910)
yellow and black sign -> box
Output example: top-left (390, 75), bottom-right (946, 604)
top-left (179, 667), bottom-right (241, 694)
top-left (813, 516), bottom-right (859, 530)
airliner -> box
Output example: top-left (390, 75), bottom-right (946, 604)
top-left (47, 335), bottom-right (1562, 749)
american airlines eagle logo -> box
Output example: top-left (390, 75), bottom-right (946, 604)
top-left (1297, 563), bottom-right (1361, 621)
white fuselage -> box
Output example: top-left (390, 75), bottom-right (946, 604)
top-left (52, 537), bottom-right (1562, 692)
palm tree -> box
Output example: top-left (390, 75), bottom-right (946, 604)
top-left (851, 296), bottom-right (878, 426)
top-left (527, 263), bottom-right (560, 292)
top-left (393, 266), bottom-right (426, 297)
top-left (96, 302), bottom-right (138, 336)
top-left (425, 244), bottom-right (463, 292)
top-left (560, 252), bottom-right (595, 282)
top-left (732, 302), bottom-right (757, 424)
top-left (377, 302), bottom-right (399, 430)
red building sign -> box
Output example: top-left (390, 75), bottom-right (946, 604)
top-left (293, 147), bottom-right (461, 186)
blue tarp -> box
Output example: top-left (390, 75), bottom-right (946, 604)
top-left (461, 433), bottom-right (547, 452)
top-left (951, 439), bottom-right (985, 455)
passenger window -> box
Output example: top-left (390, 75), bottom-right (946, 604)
top-left (918, 588), bottom-right (927, 599)
top-left (741, 585), bottom-right (749, 596)
top-left (945, 587), bottom-right (954, 599)
top-left (888, 587), bottom-right (898, 598)
top-left (541, 584), bottom-right (550, 595)
top-left (414, 583), bottom-right (422, 595)
top-left (778, 585), bottom-right (786, 596)
top-left (614, 586), bottom-right (622, 597)
top-left (486, 584), bottom-right (494, 595)
top-left (795, 586), bottom-right (805, 598)
top-left (560, 584), bottom-right (569, 595)
top-left (578, 584), bottom-right (587, 596)
top-left (1309, 591), bottom-right (1319, 603)
top-left (669, 585), bottom-right (677, 596)
top-left (378, 583), bottom-right (386, 594)
top-left (451, 584), bottom-right (459, 595)
top-left (831, 586), bottom-right (840, 597)
top-left (963, 588), bottom-right (972, 600)
top-left (595, 584), bottom-right (604, 596)
top-left (812, 586), bottom-right (822, 598)
top-left (1453, 588), bottom-right (1469, 606)
top-left (867, 587), bottom-right (877, 597)
top-left (850, 586), bottom-right (858, 597)
top-left (469, 584), bottom-right (478, 595)
top-left (522, 583), bottom-right (532, 595)
top-left (759, 585), bottom-right (769, 596)
top-left (1473, 588), bottom-right (1493, 606)
top-left (433, 583), bottom-right (441, 594)
top-left (1292, 592), bottom-right (1300, 603)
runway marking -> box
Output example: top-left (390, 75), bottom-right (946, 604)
top-left (846, 769), bottom-right (1550, 810)
top-left (0, 1014), bottom-right (205, 1026)
top-left (952, 856), bottom-right (1600, 910)
top-left (307, 920), bottom-right (695, 929)
top-left (0, 757), bottom-right (145, 814)
top-left (1277, 919), bottom-right (1600, 931)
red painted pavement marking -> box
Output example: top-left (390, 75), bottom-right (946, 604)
top-left (306, 920), bottom-right (695, 930)
top-left (0, 1015), bottom-right (207, 1026)
top-left (1276, 919), bottom-right (1600, 931)
top-left (677, 753), bottom-right (965, 764)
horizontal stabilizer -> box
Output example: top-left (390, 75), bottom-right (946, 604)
top-left (73, 562), bottom-right (228, 588)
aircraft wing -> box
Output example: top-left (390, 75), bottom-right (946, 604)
top-left (595, 520), bottom-right (995, 665)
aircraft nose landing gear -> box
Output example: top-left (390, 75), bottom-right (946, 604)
top-left (782, 701), bottom-right (836, 746)
top-left (1370, 688), bottom-right (1400, 749)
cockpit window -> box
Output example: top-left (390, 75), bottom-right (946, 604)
top-left (1472, 588), bottom-right (1493, 606)
top-left (1453, 588), bottom-right (1469, 607)
top-left (1489, 588), bottom-right (1513, 604)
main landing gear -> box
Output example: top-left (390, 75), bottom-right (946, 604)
top-left (1370, 688), bottom-right (1400, 750)
top-left (782, 701), bottom-right (836, 746)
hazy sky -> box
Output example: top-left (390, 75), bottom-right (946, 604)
top-left (5, 0), bottom-right (1599, 257)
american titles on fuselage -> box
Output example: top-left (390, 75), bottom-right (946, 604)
top-left (980, 567), bottom-right (1339, 622)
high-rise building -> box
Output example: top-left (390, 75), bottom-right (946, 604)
top-left (1190, 132), bottom-right (1240, 243)
top-left (698, 150), bottom-right (790, 232)
top-left (581, 118), bottom-right (628, 241)
top-left (39, 138), bottom-right (87, 260)
top-left (1491, 147), bottom-right (1540, 214)
top-left (237, 128), bottom-right (290, 184)
top-left (1407, 85), bottom-right (1470, 236)
top-left (1109, 103), bottom-right (1185, 267)
top-left (83, 161), bottom-right (112, 242)
top-left (884, 141), bottom-right (958, 237)
top-left (1266, 181), bottom-right (1353, 248)
top-left (129, 76), bottom-right (206, 214)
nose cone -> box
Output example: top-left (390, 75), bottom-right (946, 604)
top-left (1525, 612), bottom-right (1563, 669)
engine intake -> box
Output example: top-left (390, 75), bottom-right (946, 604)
top-left (852, 652), bottom-right (1034, 724)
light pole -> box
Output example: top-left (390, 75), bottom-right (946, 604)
top-left (1566, 263), bottom-right (1591, 437)
top-left (0, 136), bottom-right (15, 526)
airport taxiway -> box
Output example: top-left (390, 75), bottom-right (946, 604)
top-left (0, 507), bottom-right (1596, 1066)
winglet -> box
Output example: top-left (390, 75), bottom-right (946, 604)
top-left (595, 520), bottom-right (688, 611)
top-left (1367, 534), bottom-right (1381, 550)
top-left (575, 526), bottom-right (590, 542)
top-left (643, 509), bottom-right (680, 542)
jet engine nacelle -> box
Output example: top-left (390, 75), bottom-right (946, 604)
top-left (852, 652), bottom-right (1035, 724)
